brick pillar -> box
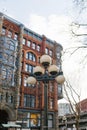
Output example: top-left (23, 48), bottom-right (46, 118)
top-left (42, 35), bottom-right (46, 54)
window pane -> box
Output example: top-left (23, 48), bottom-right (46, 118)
top-left (29, 53), bottom-right (32, 60)
top-left (26, 53), bottom-right (28, 59)
top-left (6, 40), bottom-right (15, 51)
top-left (23, 38), bottom-right (26, 45)
top-left (2, 68), bottom-right (6, 79)
top-left (14, 33), bottom-right (18, 40)
top-left (32, 43), bottom-right (36, 49)
top-left (10, 41), bottom-right (15, 50)
top-left (2, 27), bottom-right (6, 35)
top-left (37, 45), bottom-right (40, 52)
top-left (50, 99), bottom-right (54, 109)
top-left (30, 113), bottom-right (40, 127)
top-left (24, 77), bottom-right (27, 86)
top-left (48, 120), bottom-right (53, 127)
top-left (48, 114), bottom-right (53, 128)
top-left (8, 30), bottom-right (12, 38)
top-left (49, 50), bottom-right (53, 56)
top-left (45, 48), bottom-right (49, 54)
top-left (24, 95), bottom-right (35, 108)
top-left (26, 52), bottom-right (36, 62)
top-left (27, 40), bottom-right (31, 47)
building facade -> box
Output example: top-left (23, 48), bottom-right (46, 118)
top-left (59, 99), bottom-right (87, 130)
top-left (59, 112), bottom-right (87, 130)
top-left (0, 12), bottom-right (63, 130)
top-left (58, 102), bottom-right (72, 116)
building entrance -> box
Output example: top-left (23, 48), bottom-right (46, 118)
top-left (0, 110), bottom-right (9, 130)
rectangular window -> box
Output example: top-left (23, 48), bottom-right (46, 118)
top-left (49, 50), bottom-right (53, 56)
top-left (8, 30), bottom-right (12, 38)
top-left (6, 93), bottom-right (8, 103)
top-left (45, 48), bottom-right (49, 54)
top-left (27, 40), bottom-right (31, 47)
top-left (2, 68), bottom-right (7, 79)
top-left (24, 94), bottom-right (35, 108)
top-left (3, 53), bottom-right (8, 63)
top-left (2, 27), bottom-right (6, 35)
top-left (50, 98), bottom-right (54, 109)
top-left (48, 114), bottom-right (53, 128)
top-left (25, 64), bottom-right (34, 73)
top-left (30, 113), bottom-right (41, 127)
top-left (14, 33), bottom-right (18, 40)
top-left (23, 38), bottom-right (26, 45)
top-left (32, 42), bottom-right (36, 49)
top-left (37, 45), bottom-right (41, 52)
top-left (9, 55), bottom-right (14, 64)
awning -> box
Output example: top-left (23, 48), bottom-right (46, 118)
top-left (2, 124), bottom-right (21, 128)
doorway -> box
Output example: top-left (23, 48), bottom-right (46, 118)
top-left (0, 110), bottom-right (9, 130)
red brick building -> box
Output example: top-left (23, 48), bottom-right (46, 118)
top-left (0, 12), bottom-right (63, 130)
top-left (78, 98), bottom-right (87, 112)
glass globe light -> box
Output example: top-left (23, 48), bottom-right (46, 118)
top-left (33, 66), bottom-right (44, 76)
top-left (48, 65), bottom-right (59, 75)
top-left (40, 55), bottom-right (52, 67)
top-left (27, 76), bottom-right (36, 85)
top-left (55, 75), bottom-right (65, 84)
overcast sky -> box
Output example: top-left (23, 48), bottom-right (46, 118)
top-left (0, 0), bottom-right (73, 45)
top-left (0, 0), bottom-right (87, 101)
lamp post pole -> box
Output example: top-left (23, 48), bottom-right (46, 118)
top-left (44, 82), bottom-right (48, 130)
top-left (27, 55), bottom-right (65, 130)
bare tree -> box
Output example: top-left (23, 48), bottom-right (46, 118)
top-left (63, 80), bottom-right (81, 130)
top-left (63, 0), bottom-right (87, 67)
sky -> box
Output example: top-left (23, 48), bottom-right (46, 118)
top-left (0, 0), bottom-right (87, 101)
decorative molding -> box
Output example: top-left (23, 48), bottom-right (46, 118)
top-left (3, 19), bottom-right (20, 32)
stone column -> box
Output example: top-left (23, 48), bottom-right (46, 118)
top-left (14, 24), bottom-right (24, 109)
top-left (54, 112), bottom-right (59, 130)
top-left (0, 13), bottom-right (4, 36)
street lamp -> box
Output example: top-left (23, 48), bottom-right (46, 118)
top-left (27, 54), bottom-right (65, 130)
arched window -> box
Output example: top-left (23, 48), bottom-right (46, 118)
top-left (26, 52), bottom-right (36, 62)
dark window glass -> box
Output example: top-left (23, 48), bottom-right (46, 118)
top-left (24, 94), bottom-right (35, 108)
top-left (0, 52), bottom-right (2, 59)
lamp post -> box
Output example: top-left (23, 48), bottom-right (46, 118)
top-left (27, 54), bottom-right (65, 130)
